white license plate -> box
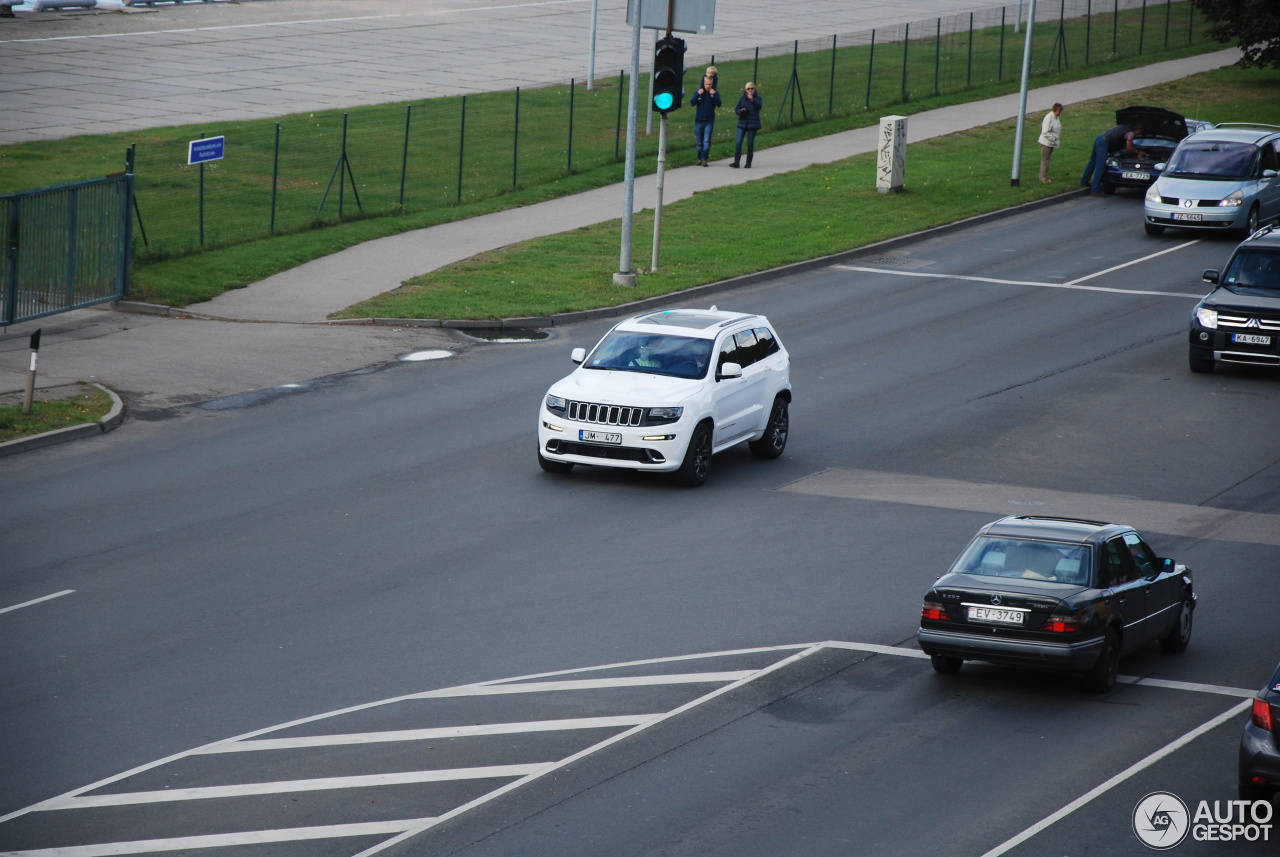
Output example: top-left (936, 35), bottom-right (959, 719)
top-left (1173, 212), bottom-right (1203, 221)
top-left (967, 606), bottom-right (1026, 626)
top-left (1232, 333), bottom-right (1272, 345)
top-left (1121, 171), bottom-right (1150, 180)
top-left (579, 430), bottom-right (622, 444)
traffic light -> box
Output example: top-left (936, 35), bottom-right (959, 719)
top-left (652, 34), bottom-right (686, 114)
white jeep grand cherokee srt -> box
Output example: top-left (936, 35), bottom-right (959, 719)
top-left (537, 307), bottom-right (791, 486)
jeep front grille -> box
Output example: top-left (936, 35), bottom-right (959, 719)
top-left (567, 400), bottom-right (644, 426)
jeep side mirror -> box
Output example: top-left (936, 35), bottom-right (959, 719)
top-left (1202, 269), bottom-right (1219, 284)
top-left (571, 347), bottom-right (586, 364)
top-left (716, 362), bottom-right (742, 381)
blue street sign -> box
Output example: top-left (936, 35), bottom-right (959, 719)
top-left (187, 136), bottom-right (225, 166)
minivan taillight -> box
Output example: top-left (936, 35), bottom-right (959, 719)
top-left (1252, 698), bottom-right (1274, 731)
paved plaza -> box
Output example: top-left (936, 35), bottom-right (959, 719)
top-left (3, 0), bottom-right (1006, 144)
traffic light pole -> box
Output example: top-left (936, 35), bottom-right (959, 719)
top-left (614, 5), bottom-right (642, 287)
top-left (651, 112), bottom-right (667, 272)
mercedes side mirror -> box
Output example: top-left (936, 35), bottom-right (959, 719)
top-left (570, 347), bottom-right (586, 364)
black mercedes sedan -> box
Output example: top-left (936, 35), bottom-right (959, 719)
top-left (1239, 660), bottom-right (1280, 801)
top-left (917, 516), bottom-right (1195, 692)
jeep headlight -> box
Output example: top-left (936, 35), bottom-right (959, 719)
top-left (1195, 306), bottom-right (1218, 329)
top-left (545, 394), bottom-right (567, 413)
top-left (647, 406), bottom-right (684, 421)
top-left (1145, 184), bottom-right (1162, 204)
top-left (1217, 190), bottom-right (1244, 208)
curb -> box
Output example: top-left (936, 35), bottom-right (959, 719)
top-left (325, 188), bottom-right (1085, 331)
top-left (0, 382), bottom-right (125, 458)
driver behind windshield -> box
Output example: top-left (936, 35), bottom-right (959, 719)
top-left (1224, 251), bottom-right (1280, 291)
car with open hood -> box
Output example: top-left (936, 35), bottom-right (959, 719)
top-left (1099, 106), bottom-right (1211, 194)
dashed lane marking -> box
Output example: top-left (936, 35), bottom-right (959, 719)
top-left (0, 591), bottom-right (74, 616)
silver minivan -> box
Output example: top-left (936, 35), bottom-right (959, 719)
top-left (1143, 124), bottom-right (1280, 236)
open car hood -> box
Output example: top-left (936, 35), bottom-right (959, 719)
top-left (1116, 105), bottom-right (1189, 142)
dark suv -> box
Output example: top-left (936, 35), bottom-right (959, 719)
top-left (1189, 224), bottom-right (1280, 373)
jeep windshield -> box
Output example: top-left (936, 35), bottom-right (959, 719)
top-left (1221, 250), bottom-right (1280, 297)
top-left (585, 331), bottom-right (714, 379)
top-left (1164, 141), bottom-right (1257, 179)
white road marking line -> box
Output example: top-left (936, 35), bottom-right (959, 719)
top-left (469, 643), bottom-right (812, 686)
top-left (407, 671), bottom-right (757, 698)
top-left (824, 642), bottom-right (1257, 698)
top-left (1065, 239), bottom-right (1201, 285)
top-left (198, 715), bottom-right (659, 753)
top-left (1117, 675), bottom-right (1257, 698)
top-left (978, 699), bottom-right (1252, 857)
top-left (6, 0), bottom-right (587, 43)
top-left (0, 590), bottom-right (74, 616)
top-left (348, 645), bottom-right (829, 857)
top-left (0, 818), bottom-right (436, 857)
top-left (820, 640), bottom-right (931, 659)
top-left (830, 265), bottom-right (1204, 298)
top-left (37, 765), bottom-right (545, 811)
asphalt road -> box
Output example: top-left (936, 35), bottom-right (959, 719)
top-left (2, 194), bottom-right (1278, 857)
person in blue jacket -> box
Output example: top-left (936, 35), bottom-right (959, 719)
top-left (730, 82), bottom-right (762, 168)
top-left (689, 75), bottom-right (721, 166)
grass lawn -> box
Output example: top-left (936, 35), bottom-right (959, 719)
top-left (0, 384), bottom-right (114, 444)
top-left (335, 66), bottom-right (1280, 321)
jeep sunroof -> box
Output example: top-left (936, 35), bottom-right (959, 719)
top-left (637, 310), bottom-right (735, 329)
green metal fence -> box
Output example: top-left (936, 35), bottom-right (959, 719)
top-left (2, 173), bottom-right (133, 326)
top-left (122, 0), bottom-right (1209, 262)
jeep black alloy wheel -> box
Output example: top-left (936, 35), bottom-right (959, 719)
top-left (749, 396), bottom-right (789, 459)
top-left (676, 422), bottom-right (713, 487)
top-left (537, 448), bottom-right (573, 473)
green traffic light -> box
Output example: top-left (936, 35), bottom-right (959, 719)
top-left (654, 92), bottom-right (674, 111)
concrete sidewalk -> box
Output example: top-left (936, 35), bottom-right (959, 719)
top-left (0, 49), bottom-right (1238, 416)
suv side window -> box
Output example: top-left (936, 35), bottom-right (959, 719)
top-left (1123, 532), bottom-right (1156, 578)
top-left (717, 334), bottom-right (739, 374)
top-left (733, 329), bottom-right (760, 367)
top-left (755, 327), bottom-right (780, 359)
top-left (1103, 538), bottom-right (1135, 587)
